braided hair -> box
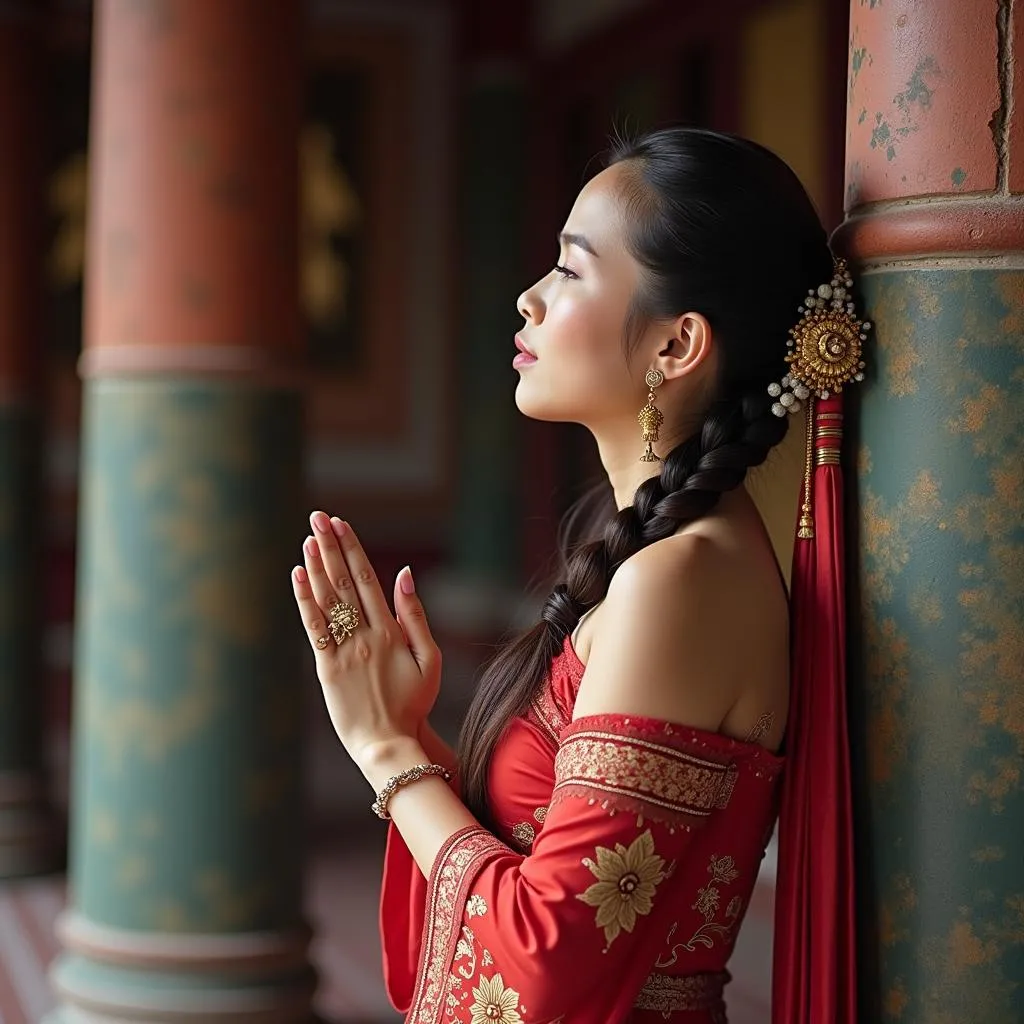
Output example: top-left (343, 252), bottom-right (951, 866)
top-left (457, 128), bottom-right (833, 828)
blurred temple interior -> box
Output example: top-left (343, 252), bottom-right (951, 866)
top-left (1, 0), bottom-right (1021, 1022)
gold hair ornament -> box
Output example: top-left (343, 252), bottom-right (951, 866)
top-left (767, 257), bottom-right (870, 539)
top-left (638, 368), bottom-right (665, 462)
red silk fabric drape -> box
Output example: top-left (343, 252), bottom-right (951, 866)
top-left (772, 395), bottom-right (858, 1023)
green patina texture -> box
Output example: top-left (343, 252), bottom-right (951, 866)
top-left (67, 379), bottom-right (307, 935)
top-left (868, 58), bottom-right (939, 164)
top-left (849, 269), bottom-right (1024, 1024)
top-left (0, 408), bottom-right (43, 773)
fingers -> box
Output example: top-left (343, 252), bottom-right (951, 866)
top-left (302, 534), bottom-right (357, 643)
top-left (309, 511), bottom-right (359, 614)
top-left (292, 566), bottom-right (332, 652)
top-left (393, 566), bottom-right (440, 674)
top-left (323, 515), bottom-right (395, 631)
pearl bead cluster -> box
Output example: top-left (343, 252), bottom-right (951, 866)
top-left (767, 259), bottom-right (871, 417)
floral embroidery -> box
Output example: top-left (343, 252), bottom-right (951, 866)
top-left (466, 894), bottom-right (488, 918)
top-left (656, 854), bottom-right (743, 965)
top-left (692, 884), bottom-right (720, 919)
top-left (511, 821), bottom-right (536, 849)
top-left (410, 827), bottom-right (510, 1024)
top-left (455, 925), bottom-right (478, 979)
top-left (577, 830), bottom-right (667, 951)
top-left (482, 949), bottom-right (494, 966)
top-left (533, 806), bottom-right (548, 823)
top-left (470, 973), bottom-right (523, 1024)
top-left (633, 971), bottom-right (730, 1015)
top-left (554, 730), bottom-right (737, 828)
top-left (707, 854), bottom-right (739, 884)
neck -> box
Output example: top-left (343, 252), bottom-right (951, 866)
top-left (593, 418), bottom-right (693, 510)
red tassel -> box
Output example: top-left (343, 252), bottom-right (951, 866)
top-left (772, 394), bottom-right (858, 1023)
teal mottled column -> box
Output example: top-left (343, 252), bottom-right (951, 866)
top-left (432, 7), bottom-right (530, 637)
top-left (0, 2), bottom-right (61, 878)
top-left (47, 2), bottom-right (315, 1020)
top-left (839, 1), bottom-right (1024, 1021)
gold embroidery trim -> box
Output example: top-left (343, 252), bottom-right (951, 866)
top-left (409, 827), bottom-right (509, 1024)
top-left (633, 970), bottom-right (730, 1013)
top-left (528, 689), bottom-right (564, 746)
top-left (553, 731), bottom-right (736, 824)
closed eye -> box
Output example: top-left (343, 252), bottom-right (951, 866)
top-left (554, 263), bottom-right (578, 280)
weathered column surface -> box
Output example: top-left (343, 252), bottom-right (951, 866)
top-left (837, 1), bottom-right (1023, 1022)
top-left (0, 1), bottom-right (62, 879)
top-left (47, 2), bottom-right (314, 1021)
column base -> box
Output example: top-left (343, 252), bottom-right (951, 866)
top-left (0, 770), bottom-right (64, 878)
top-left (46, 912), bottom-right (317, 1023)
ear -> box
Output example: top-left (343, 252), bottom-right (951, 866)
top-left (652, 312), bottom-right (714, 383)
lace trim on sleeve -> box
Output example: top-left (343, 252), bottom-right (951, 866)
top-left (552, 718), bottom-right (738, 831)
top-left (409, 827), bottom-right (511, 1024)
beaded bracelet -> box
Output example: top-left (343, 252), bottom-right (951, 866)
top-left (371, 763), bottom-right (453, 820)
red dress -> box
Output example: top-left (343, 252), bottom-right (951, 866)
top-left (380, 636), bottom-right (783, 1024)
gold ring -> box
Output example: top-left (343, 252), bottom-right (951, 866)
top-left (327, 600), bottom-right (360, 644)
top-left (315, 635), bottom-right (329, 650)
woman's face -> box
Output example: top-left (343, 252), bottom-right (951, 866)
top-left (514, 164), bottom-right (650, 427)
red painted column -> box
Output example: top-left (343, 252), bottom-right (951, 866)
top-left (836, 1), bottom-right (1024, 1021)
top-left (46, 2), bottom-right (315, 1020)
top-left (0, 1), bottom-right (62, 878)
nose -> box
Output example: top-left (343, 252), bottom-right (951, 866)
top-left (517, 279), bottom-right (545, 324)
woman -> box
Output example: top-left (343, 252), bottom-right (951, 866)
top-left (291, 128), bottom-right (862, 1023)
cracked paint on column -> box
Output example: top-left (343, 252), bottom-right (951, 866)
top-left (846, 0), bottom-right (1000, 206)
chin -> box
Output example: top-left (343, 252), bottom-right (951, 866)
top-left (513, 376), bottom-right (579, 423)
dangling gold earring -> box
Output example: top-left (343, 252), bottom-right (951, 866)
top-left (638, 369), bottom-right (665, 462)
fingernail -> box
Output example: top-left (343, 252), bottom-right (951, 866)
top-left (399, 565), bottom-right (415, 595)
top-left (331, 517), bottom-right (347, 537)
top-left (311, 511), bottom-right (331, 532)
top-left (293, 566), bottom-right (307, 583)
top-left (304, 536), bottom-right (318, 557)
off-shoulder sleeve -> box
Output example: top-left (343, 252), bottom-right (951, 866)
top-left (403, 714), bottom-right (739, 1024)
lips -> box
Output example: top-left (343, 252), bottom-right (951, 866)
top-left (514, 335), bottom-right (536, 358)
top-left (513, 335), bottom-right (538, 370)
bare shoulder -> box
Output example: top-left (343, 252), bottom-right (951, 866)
top-left (572, 528), bottom-right (787, 740)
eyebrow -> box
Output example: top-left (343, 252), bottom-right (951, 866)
top-left (558, 231), bottom-right (599, 257)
